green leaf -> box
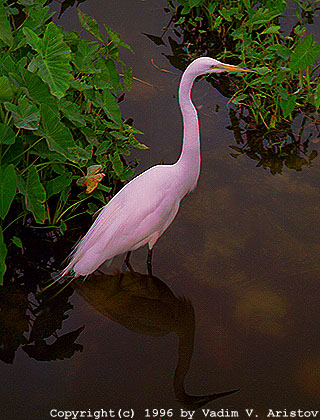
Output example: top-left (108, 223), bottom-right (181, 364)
top-left (11, 236), bottom-right (22, 248)
top-left (281, 95), bottom-right (296, 118)
top-left (289, 34), bottom-right (320, 71)
top-left (44, 173), bottom-right (73, 199)
top-left (20, 68), bottom-right (58, 110)
top-left (0, 76), bottom-right (14, 101)
top-left (188, 0), bottom-right (203, 7)
top-left (18, 0), bottom-right (34, 5)
top-left (72, 40), bottom-right (101, 74)
top-left (268, 44), bottom-right (292, 60)
top-left (74, 144), bottom-right (92, 161)
top-left (232, 93), bottom-right (248, 105)
top-left (119, 166), bottom-right (134, 182)
top-left (0, 227), bottom-right (7, 285)
top-left (78, 9), bottom-right (104, 42)
top-left (0, 0), bottom-right (13, 47)
top-left (91, 60), bottom-right (114, 90)
top-left (97, 183), bottom-right (111, 193)
top-left (23, 23), bottom-right (72, 99)
top-left (278, 86), bottom-right (288, 100)
top-left (232, 27), bottom-right (247, 40)
top-left (123, 67), bottom-right (133, 91)
top-left (0, 123), bottom-right (15, 145)
top-left (1, 138), bottom-right (24, 165)
top-left (40, 104), bottom-right (78, 160)
top-left (0, 164), bottom-right (16, 219)
top-left (17, 165), bottom-right (46, 224)
top-left (247, 4), bottom-right (285, 27)
top-left (59, 98), bottom-right (86, 127)
top-left (96, 139), bottom-right (112, 155)
top-left (4, 97), bottom-right (40, 130)
top-left (254, 66), bottom-right (271, 75)
top-left (1, 52), bottom-right (16, 73)
top-left (69, 78), bottom-right (92, 91)
top-left (294, 25), bottom-right (306, 36)
top-left (127, 137), bottom-right (148, 150)
top-left (110, 151), bottom-right (123, 176)
top-left (104, 24), bottom-right (133, 53)
top-left (21, 5), bottom-right (54, 34)
top-left (23, 25), bottom-right (40, 50)
top-left (104, 59), bottom-right (120, 92)
top-left (314, 84), bottom-right (320, 110)
top-left (95, 90), bottom-right (121, 126)
top-left (261, 25), bottom-right (281, 35)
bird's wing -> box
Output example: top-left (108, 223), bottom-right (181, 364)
top-left (61, 198), bottom-right (122, 277)
top-left (62, 165), bottom-right (179, 277)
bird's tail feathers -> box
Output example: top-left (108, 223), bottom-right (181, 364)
top-left (60, 201), bottom-right (121, 278)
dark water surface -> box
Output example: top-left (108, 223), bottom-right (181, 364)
top-left (1, 1), bottom-right (320, 419)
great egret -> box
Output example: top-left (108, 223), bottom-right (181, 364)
top-left (62, 57), bottom-right (252, 278)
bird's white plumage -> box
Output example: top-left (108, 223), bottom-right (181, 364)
top-left (62, 57), bottom-right (250, 277)
top-left (63, 164), bottom-right (182, 276)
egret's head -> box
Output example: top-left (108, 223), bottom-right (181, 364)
top-left (187, 57), bottom-right (255, 77)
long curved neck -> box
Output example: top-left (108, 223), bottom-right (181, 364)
top-left (175, 69), bottom-right (201, 194)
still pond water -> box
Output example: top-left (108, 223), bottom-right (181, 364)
top-left (1, 1), bottom-right (320, 419)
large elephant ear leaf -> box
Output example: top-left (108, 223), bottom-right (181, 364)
top-left (17, 166), bottom-right (46, 224)
top-left (23, 23), bottom-right (72, 99)
top-left (0, 1), bottom-right (13, 47)
top-left (0, 164), bottom-right (16, 220)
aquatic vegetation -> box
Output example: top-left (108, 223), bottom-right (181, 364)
top-left (154, 0), bottom-right (320, 173)
top-left (167, 0), bottom-right (320, 122)
top-left (0, 0), bottom-right (146, 285)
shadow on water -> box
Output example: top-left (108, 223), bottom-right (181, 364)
top-left (74, 270), bottom-right (239, 409)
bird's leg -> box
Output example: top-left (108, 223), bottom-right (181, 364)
top-left (120, 251), bottom-right (133, 281)
top-left (124, 251), bottom-right (133, 272)
top-left (147, 248), bottom-right (153, 276)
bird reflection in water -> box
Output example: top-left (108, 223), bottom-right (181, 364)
top-left (74, 270), bottom-right (238, 409)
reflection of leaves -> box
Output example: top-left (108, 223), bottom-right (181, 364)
top-left (57, 0), bottom-right (88, 18)
top-left (23, 326), bottom-right (85, 361)
top-left (143, 33), bottom-right (166, 46)
top-left (0, 272), bottom-right (83, 363)
top-left (29, 287), bottom-right (74, 342)
top-left (227, 109), bottom-right (319, 175)
top-left (164, 37), bottom-right (189, 72)
top-left (58, 0), bottom-right (75, 18)
top-left (0, 286), bottom-right (29, 364)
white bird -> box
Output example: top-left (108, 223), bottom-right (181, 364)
top-left (62, 57), bottom-right (252, 278)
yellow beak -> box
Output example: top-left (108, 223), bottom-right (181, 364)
top-left (210, 63), bottom-right (257, 73)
